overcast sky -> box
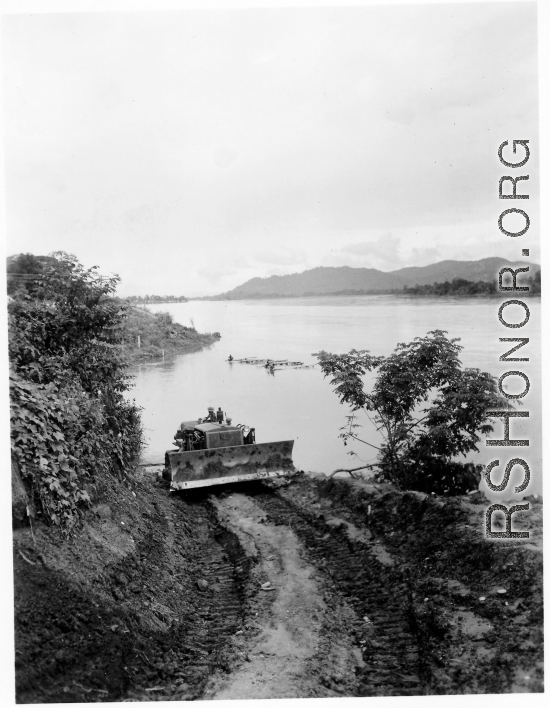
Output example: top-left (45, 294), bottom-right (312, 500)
top-left (1, 2), bottom-right (540, 296)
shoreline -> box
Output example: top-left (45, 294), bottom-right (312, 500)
top-left (191, 292), bottom-right (542, 302)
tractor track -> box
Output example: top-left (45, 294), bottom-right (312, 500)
top-left (248, 487), bottom-right (424, 697)
top-left (120, 493), bottom-right (254, 702)
top-left (14, 482), bottom-right (253, 704)
top-left (15, 474), bottom-right (425, 702)
top-left (14, 471), bottom-right (544, 701)
top-left (141, 482), bottom-right (425, 699)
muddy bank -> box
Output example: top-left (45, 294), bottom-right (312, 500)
top-left (12, 472), bottom-right (543, 701)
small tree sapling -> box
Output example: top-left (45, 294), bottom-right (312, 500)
top-left (314, 330), bottom-right (511, 494)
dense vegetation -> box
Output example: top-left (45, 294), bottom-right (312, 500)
top-left (126, 294), bottom-right (188, 304)
top-left (403, 270), bottom-right (540, 296)
top-left (7, 253), bottom-right (58, 293)
top-left (530, 268), bottom-right (541, 294)
top-left (403, 278), bottom-right (496, 296)
top-left (315, 330), bottom-right (510, 495)
top-left (8, 252), bottom-right (143, 530)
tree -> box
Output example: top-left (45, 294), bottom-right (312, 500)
top-left (6, 252), bottom-right (58, 295)
top-left (9, 252), bottom-right (128, 391)
top-left (314, 330), bottom-right (510, 494)
top-left (530, 269), bottom-right (541, 295)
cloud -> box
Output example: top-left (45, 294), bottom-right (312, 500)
top-left (340, 234), bottom-right (402, 262)
top-left (321, 233), bottom-right (403, 270)
top-left (385, 105), bottom-right (415, 126)
top-left (408, 246), bottom-right (442, 266)
top-left (2, 4), bottom-right (538, 297)
top-left (252, 248), bottom-right (308, 267)
top-left (212, 146), bottom-right (239, 169)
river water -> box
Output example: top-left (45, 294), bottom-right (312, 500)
top-left (130, 295), bottom-right (542, 498)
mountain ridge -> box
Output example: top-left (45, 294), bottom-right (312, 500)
top-left (204, 257), bottom-right (539, 299)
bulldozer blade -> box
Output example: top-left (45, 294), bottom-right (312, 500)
top-left (167, 440), bottom-right (295, 490)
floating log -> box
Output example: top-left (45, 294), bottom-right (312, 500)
top-left (254, 359), bottom-right (288, 365)
top-left (230, 357), bottom-right (314, 369)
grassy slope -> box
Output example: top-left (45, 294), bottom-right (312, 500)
top-left (122, 305), bottom-right (219, 362)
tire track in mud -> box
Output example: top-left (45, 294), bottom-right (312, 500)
top-left (250, 488), bottom-right (424, 697)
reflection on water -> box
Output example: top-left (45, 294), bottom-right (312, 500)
top-left (128, 295), bottom-right (542, 498)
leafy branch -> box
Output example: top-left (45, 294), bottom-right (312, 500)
top-left (315, 330), bottom-right (512, 494)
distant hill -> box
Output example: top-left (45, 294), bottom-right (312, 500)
top-left (209, 257), bottom-right (539, 299)
top-left (391, 257), bottom-right (538, 287)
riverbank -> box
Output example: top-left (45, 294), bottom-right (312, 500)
top-left (193, 291), bottom-right (542, 302)
top-left (123, 306), bottom-right (220, 362)
top-left (12, 470), bottom-right (543, 701)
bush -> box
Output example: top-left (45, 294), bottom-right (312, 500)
top-left (8, 252), bottom-right (143, 529)
top-left (314, 330), bottom-right (510, 495)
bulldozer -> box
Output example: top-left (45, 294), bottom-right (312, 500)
top-left (163, 407), bottom-right (295, 490)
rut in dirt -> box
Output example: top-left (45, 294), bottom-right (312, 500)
top-left (14, 489), bottom-right (253, 704)
top-left (250, 488), bottom-right (424, 697)
top-left (16, 479), bottom-right (423, 702)
top-left (120, 493), bottom-right (253, 702)
top-left (203, 489), bottom-right (363, 700)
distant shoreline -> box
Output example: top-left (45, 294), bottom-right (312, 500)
top-left (191, 291), bottom-right (542, 302)
top-left (126, 299), bottom-right (188, 305)
top-left (200, 257), bottom-right (539, 301)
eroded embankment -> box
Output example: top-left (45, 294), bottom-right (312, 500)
top-left (12, 472), bottom-right (543, 701)
top-left (13, 473), bottom-right (252, 703)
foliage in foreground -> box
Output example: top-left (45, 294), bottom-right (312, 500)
top-left (8, 252), bottom-right (143, 529)
top-left (314, 330), bottom-right (510, 495)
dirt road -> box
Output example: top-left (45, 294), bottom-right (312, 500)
top-left (203, 493), bottom-right (359, 699)
top-left (12, 473), bottom-right (543, 701)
